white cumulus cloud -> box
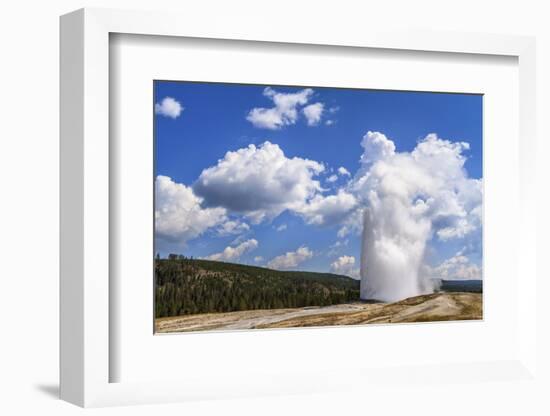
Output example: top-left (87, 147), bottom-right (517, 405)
top-left (267, 246), bottom-right (313, 270)
top-left (421, 253), bottom-right (482, 280)
top-left (205, 239), bottom-right (259, 262)
top-left (296, 189), bottom-right (358, 226)
top-left (302, 102), bottom-right (324, 126)
top-left (155, 175), bottom-right (226, 246)
top-left (359, 131), bottom-right (396, 166)
top-left (155, 97), bottom-right (183, 119)
top-left (330, 255), bottom-right (360, 279)
top-left (193, 141), bottom-right (325, 223)
top-left (247, 87), bottom-right (330, 129)
top-left (337, 166), bottom-right (351, 177)
top-left (327, 174), bottom-right (338, 183)
top-left (216, 220), bottom-right (250, 236)
top-left (246, 87), bottom-right (314, 129)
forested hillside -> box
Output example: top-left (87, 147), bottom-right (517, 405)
top-left (155, 256), bottom-right (360, 318)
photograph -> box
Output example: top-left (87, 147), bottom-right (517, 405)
top-left (153, 81), bottom-right (483, 333)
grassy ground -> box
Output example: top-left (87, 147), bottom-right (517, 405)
top-left (155, 292), bottom-right (482, 333)
top-left (257, 292), bottom-right (482, 329)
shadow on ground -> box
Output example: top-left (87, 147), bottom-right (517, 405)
top-left (34, 383), bottom-right (59, 399)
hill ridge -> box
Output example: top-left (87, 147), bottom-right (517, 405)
top-left (155, 258), bottom-right (360, 318)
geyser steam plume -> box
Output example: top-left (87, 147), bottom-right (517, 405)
top-left (354, 132), bottom-right (482, 302)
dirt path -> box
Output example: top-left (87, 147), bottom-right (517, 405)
top-left (222, 303), bottom-right (377, 330)
top-left (155, 303), bottom-right (378, 333)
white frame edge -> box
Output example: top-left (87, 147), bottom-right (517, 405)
top-left (60, 7), bottom-right (537, 407)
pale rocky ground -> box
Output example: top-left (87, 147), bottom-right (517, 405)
top-left (155, 292), bottom-right (482, 333)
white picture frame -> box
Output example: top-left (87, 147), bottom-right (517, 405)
top-left (60, 8), bottom-right (538, 408)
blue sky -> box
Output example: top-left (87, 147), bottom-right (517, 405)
top-left (154, 81), bottom-right (482, 280)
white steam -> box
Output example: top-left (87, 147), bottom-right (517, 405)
top-left (354, 132), bottom-right (482, 302)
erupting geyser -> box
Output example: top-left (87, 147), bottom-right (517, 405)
top-left (354, 131), bottom-right (482, 302)
top-left (360, 204), bottom-right (432, 302)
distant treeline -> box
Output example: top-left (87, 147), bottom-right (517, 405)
top-left (439, 279), bottom-right (482, 293)
top-left (155, 256), bottom-right (360, 318)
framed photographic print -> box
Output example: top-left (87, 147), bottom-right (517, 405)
top-left (60, 8), bottom-right (538, 408)
top-left (152, 81), bottom-right (483, 334)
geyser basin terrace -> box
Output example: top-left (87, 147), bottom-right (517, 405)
top-left (154, 81), bottom-right (483, 333)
